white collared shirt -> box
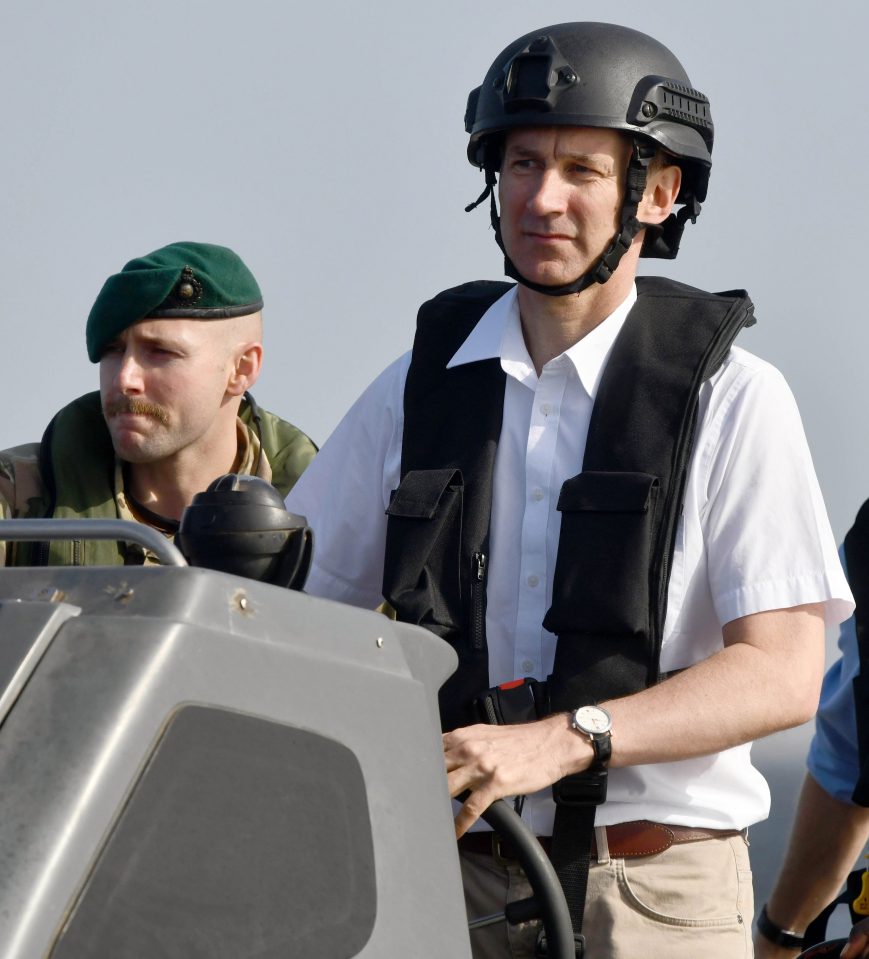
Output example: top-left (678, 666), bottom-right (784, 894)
top-left (287, 283), bottom-right (852, 833)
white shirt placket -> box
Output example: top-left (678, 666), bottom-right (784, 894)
top-left (513, 359), bottom-right (569, 682)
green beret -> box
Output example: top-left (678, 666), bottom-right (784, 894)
top-left (86, 241), bottom-right (263, 362)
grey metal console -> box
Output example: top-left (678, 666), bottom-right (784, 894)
top-left (0, 557), bottom-right (469, 958)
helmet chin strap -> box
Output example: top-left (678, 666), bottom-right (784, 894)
top-left (466, 139), bottom-right (656, 298)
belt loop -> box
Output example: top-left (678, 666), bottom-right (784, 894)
top-left (594, 825), bottom-right (610, 864)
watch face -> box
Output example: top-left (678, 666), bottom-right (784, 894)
top-left (574, 705), bottom-right (612, 735)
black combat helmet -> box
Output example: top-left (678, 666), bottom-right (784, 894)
top-left (464, 22), bottom-right (713, 295)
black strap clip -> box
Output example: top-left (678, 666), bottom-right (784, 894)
top-left (475, 677), bottom-right (548, 725)
top-left (552, 768), bottom-right (608, 808)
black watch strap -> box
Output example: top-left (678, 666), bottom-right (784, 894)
top-left (757, 904), bottom-right (805, 950)
top-left (590, 732), bottom-right (612, 765)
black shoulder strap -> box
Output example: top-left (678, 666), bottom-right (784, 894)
top-left (545, 276), bottom-right (756, 710)
top-left (844, 499), bottom-right (869, 806)
top-left (545, 278), bottom-right (755, 952)
top-left (383, 280), bottom-right (511, 730)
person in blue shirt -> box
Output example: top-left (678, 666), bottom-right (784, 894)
top-left (755, 545), bottom-right (869, 958)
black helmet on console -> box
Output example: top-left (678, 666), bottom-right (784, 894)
top-left (464, 22), bottom-right (714, 295)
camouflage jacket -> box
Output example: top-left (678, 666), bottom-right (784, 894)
top-left (0, 392), bottom-right (316, 566)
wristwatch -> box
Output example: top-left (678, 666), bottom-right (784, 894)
top-left (570, 705), bottom-right (613, 765)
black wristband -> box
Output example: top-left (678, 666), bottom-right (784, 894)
top-left (757, 904), bottom-right (805, 950)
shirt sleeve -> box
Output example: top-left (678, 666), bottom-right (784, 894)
top-left (285, 354), bottom-right (409, 609)
top-left (700, 351), bottom-right (853, 628)
top-left (807, 548), bottom-right (862, 801)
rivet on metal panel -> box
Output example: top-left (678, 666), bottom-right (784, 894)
top-left (37, 586), bottom-right (65, 603)
top-left (232, 591), bottom-right (253, 615)
top-left (376, 637), bottom-right (384, 649)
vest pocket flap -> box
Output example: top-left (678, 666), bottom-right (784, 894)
top-left (386, 469), bottom-right (463, 519)
top-left (383, 468), bottom-right (465, 641)
top-left (556, 471), bottom-right (659, 514)
top-left (544, 471), bottom-right (660, 638)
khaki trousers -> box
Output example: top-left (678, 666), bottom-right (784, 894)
top-left (460, 828), bottom-right (754, 959)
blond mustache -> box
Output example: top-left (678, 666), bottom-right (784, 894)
top-left (105, 398), bottom-right (170, 425)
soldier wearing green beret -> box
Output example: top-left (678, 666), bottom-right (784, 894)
top-left (0, 241), bottom-right (317, 566)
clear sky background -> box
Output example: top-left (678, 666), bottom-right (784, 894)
top-left (2, 0), bottom-right (866, 542)
top-left (2, 0), bottom-right (866, 919)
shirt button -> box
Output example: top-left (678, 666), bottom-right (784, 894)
top-left (527, 574), bottom-right (540, 588)
top-left (522, 659), bottom-right (534, 673)
top-left (540, 402), bottom-right (552, 416)
top-left (530, 488), bottom-right (544, 502)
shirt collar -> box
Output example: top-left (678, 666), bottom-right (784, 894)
top-left (113, 416), bottom-right (271, 518)
top-left (446, 283), bottom-right (637, 399)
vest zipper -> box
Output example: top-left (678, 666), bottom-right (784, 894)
top-left (471, 552), bottom-right (487, 650)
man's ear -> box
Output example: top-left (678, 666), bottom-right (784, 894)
top-left (638, 164), bottom-right (682, 225)
top-left (226, 342), bottom-right (263, 397)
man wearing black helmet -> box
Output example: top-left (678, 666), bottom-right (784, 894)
top-left (288, 22), bottom-right (851, 958)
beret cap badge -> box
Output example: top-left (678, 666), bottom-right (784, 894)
top-left (172, 267), bottom-right (204, 306)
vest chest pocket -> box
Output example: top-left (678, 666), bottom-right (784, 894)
top-left (383, 469), bottom-right (464, 639)
top-left (543, 471), bottom-right (659, 638)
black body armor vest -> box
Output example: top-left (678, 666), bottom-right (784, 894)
top-left (843, 499), bottom-right (869, 807)
top-left (383, 277), bottom-right (755, 731)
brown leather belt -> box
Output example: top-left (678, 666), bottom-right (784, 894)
top-left (457, 819), bottom-right (744, 862)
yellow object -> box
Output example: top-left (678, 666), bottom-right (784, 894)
top-left (853, 856), bottom-right (869, 916)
